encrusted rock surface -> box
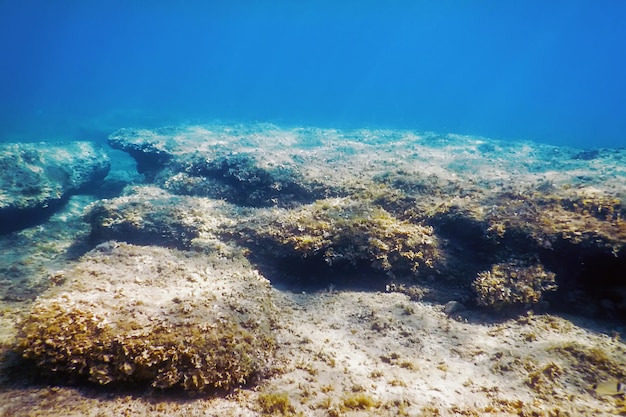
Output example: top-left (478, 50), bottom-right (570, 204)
top-left (241, 196), bottom-right (441, 279)
top-left (108, 125), bottom-right (327, 206)
top-left (3, 123), bottom-right (626, 415)
top-left (16, 242), bottom-right (277, 393)
top-left (84, 185), bottom-right (236, 249)
top-left (0, 141), bottom-right (110, 233)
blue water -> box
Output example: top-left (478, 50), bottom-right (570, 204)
top-left (1, 1), bottom-right (625, 148)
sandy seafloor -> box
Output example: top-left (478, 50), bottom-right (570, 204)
top-left (1, 122), bottom-right (626, 416)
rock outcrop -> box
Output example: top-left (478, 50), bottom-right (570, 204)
top-left (16, 242), bottom-right (277, 393)
top-left (108, 125), bottom-right (327, 207)
top-left (0, 141), bottom-right (110, 233)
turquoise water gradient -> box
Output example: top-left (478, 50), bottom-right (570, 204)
top-left (1, 1), bottom-right (625, 148)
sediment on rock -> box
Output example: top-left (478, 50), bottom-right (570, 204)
top-left (15, 243), bottom-right (278, 393)
top-left (108, 126), bottom-right (331, 207)
top-left (83, 185), bottom-right (236, 249)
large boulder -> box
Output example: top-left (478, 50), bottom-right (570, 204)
top-left (0, 141), bottom-right (110, 233)
top-left (16, 242), bottom-right (277, 393)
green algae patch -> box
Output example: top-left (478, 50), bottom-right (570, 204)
top-left (15, 242), bottom-right (277, 394)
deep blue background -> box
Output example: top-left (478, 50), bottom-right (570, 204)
top-left (1, 1), bottom-right (625, 148)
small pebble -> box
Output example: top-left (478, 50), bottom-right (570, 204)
top-left (444, 301), bottom-right (466, 315)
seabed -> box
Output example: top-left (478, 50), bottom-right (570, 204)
top-left (1, 123), bottom-right (625, 416)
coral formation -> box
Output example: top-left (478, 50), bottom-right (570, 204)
top-left (472, 260), bottom-right (557, 309)
top-left (15, 243), bottom-right (277, 393)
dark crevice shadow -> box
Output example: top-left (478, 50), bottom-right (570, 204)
top-left (540, 243), bottom-right (626, 323)
top-left (0, 198), bottom-right (69, 235)
top-left (247, 253), bottom-right (390, 293)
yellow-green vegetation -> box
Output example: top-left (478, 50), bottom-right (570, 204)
top-left (17, 300), bottom-right (274, 393)
top-left (615, 396), bottom-right (626, 415)
top-left (472, 260), bottom-right (557, 309)
top-left (341, 393), bottom-right (380, 411)
top-left (473, 189), bottom-right (626, 251)
top-left (533, 192), bottom-right (626, 250)
top-left (258, 197), bottom-right (440, 277)
top-left (258, 391), bottom-right (296, 415)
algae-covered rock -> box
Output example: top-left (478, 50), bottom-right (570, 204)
top-left (160, 151), bottom-right (320, 207)
top-left (246, 197), bottom-right (441, 278)
top-left (84, 185), bottom-right (235, 249)
top-left (472, 260), bottom-right (557, 310)
top-left (108, 125), bottom-right (325, 206)
top-left (16, 243), bottom-right (277, 393)
top-left (0, 141), bottom-right (110, 233)
top-left (102, 123), bottom-right (626, 315)
top-left (107, 127), bottom-right (174, 175)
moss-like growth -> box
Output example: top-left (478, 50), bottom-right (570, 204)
top-left (257, 392), bottom-right (296, 415)
top-left (254, 197), bottom-right (440, 277)
top-left (340, 393), bottom-right (379, 411)
top-left (15, 243), bottom-right (277, 394)
top-left (472, 260), bottom-right (556, 309)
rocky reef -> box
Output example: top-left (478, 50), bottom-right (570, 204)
top-left (95, 125), bottom-right (626, 315)
top-left (16, 242), bottom-right (277, 393)
top-left (0, 141), bottom-right (110, 234)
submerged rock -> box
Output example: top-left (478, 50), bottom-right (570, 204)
top-left (0, 141), bottom-right (110, 234)
top-left (241, 196), bottom-right (441, 280)
top-left (16, 243), bottom-right (277, 393)
top-left (108, 126), bottom-right (326, 206)
top-left (443, 300), bottom-right (467, 315)
top-left (84, 185), bottom-right (235, 249)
